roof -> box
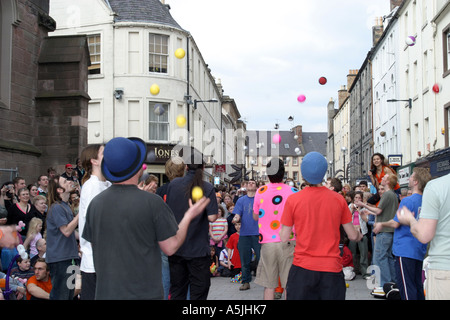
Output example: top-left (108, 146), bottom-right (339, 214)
top-left (107, 0), bottom-right (184, 30)
top-left (302, 132), bottom-right (328, 156)
top-left (246, 130), bottom-right (327, 158)
top-left (38, 35), bottom-right (91, 64)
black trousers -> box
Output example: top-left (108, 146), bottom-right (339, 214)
top-left (80, 271), bottom-right (96, 300)
top-left (286, 265), bottom-right (346, 300)
top-left (168, 255), bottom-right (211, 300)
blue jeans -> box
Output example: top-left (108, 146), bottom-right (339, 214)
top-left (48, 259), bottom-right (79, 300)
top-left (161, 250), bottom-right (170, 300)
top-left (372, 232), bottom-right (395, 286)
top-left (237, 235), bottom-right (260, 284)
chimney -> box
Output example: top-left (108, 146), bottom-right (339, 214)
top-left (216, 78), bottom-right (224, 98)
top-left (372, 17), bottom-right (384, 46)
top-left (347, 69), bottom-right (358, 90)
top-left (293, 125), bottom-right (303, 145)
top-left (390, 0), bottom-right (402, 11)
top-left (338, 85), bottom-right (348, 109)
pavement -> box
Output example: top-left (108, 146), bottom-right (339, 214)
top-left (207, 273), bottom-right (380, 300)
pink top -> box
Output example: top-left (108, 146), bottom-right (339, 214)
top-left (253, 183), bottom-right (299, 243)
top-left (352, 211), bottom-right (360, 226)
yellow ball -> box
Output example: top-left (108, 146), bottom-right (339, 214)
top-left (176, 115), bottom-right (186, 127)
top-left (150, 84), bottom-right (160, 95)
top-left (192, 186), bottom-right (203, 202)
top-left (175, 48), bottom-right (186, 59)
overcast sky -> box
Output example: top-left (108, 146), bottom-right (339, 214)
top-left (167, 0), bottom-right (392, 133)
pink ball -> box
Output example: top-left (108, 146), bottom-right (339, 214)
top-left (272, 134), bottom-right (281, 144)
top-left (297, 94), bottom-right (306, 103)
top-left (142, 164), bottom-right (147, 170)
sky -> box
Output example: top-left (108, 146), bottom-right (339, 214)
top-left (167, 0), bottom-right (392, 133)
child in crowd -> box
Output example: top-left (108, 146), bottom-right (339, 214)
top-left (218, 238), bottom-right (231, 277)
top-left (0, 271), bottom-right (26, 300)
top-left (339, 231), bottom-right (355, 281)
top-left (226, 221), bottom-right (242, 282)
top-left (209, 206), bottom-right (228, 260)
top-left (23, 217), bottom-right (43, 258)
top-left (10, 256), bottom-right (34, 281)
top-left (210, 246), bottom-right (219, 277)
top-left (348, 191), bottom-right (369, 278)
top-left (10, 256), bottom-right (34, 300)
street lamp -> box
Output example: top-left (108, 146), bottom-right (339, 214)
top-left (387, 98), bottom-right (412, 109)
top-left (193, 98), bottom-right (219, 109)
top-left (341, 146), bottom-right (347, 183)
top-left (250, 159), bottom-right (256, 179)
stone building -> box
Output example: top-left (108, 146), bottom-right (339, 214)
top-left (246, 126), bottom-right (327, 186)
top-left (0, 0), bottom-right (90, 184)
top-left (49, 0), bottom-right (241, 185)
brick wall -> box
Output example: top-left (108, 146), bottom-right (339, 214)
top-left (0, 0), bottom-right (89, 186)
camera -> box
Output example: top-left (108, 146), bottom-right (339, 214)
top-left (370, 167), bottom-right (377, 175)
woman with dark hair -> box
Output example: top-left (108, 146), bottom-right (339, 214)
top-left (369, 153), bottom-right (400, 192)
top-left (165, 147), bottom-right (218, 300)
top-left (75, 158), bottom-right (85, 186)
top-left (78, 144), bottom-right (111, 300)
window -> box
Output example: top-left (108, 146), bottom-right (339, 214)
top-left (149, 102), bottom-right (169, 141)
top-left (443, 23), bottom-right (450, 77)
top-left (293, 171), bottom-right (299, 181)
top-left (87, 34), bottom-right (101, 75)
top-left (445, 103), bottom-right (450, 148)
top-left (292, 157), bottom-right (298, 166)
top-left (149, 33), bottom-right (168, 73)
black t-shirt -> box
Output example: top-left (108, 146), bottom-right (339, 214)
top-left (83, 184), bottom-right (178, 300)
top-left (165, 171), bottom-right (218, 258)
top-left (6, 203), bottom-right (36, 236)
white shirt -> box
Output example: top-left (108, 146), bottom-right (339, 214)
top-left (79, 175), bottom-right (111, 273)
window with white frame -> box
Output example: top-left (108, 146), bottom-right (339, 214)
top-left (149, 33), bottom-right (168, 73)
top-left (87, 34), bottom-right (101, 75)
top-left (446, 31), bottom-right (450, 73)
top-left (149, 102), bottom-right (169, 141)
top-left (293, 157), bottom-right (298, 166)
top-left (443, 23), bottom-right (450, 77)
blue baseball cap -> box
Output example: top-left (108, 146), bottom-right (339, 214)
top-left (301, 152), bottom-right (328, 185)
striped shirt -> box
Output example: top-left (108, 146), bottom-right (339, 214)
top-left (210, 218), bottom-right (227, 238)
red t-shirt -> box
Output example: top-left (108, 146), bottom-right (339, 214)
top-left (226, 232), bottom-right (241, 269)
top-left (281, 186), bottom-right (352, 273)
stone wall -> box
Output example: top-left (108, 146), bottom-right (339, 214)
top-left (0, 0), bottom-right (89, 186)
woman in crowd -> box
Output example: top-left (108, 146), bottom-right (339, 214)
top-left (27, 184), bottom-right (39, 204)
top-left (45, 175), bottom-right (79, 300)
top-left (368, 153), bottom-right (400, 193)
top-left (78, 144), bottom-right (111, 300)
top-left (7, 187), bottom-right (36, 238)
top-left (32, 195), bottom-right (47, 235)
